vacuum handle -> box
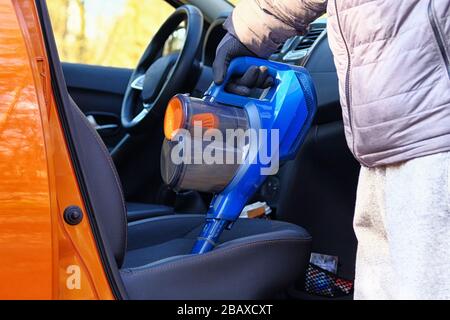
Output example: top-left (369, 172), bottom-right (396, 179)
top-left (206, 57), bottom-right (293, 106)
top-left (224, 57), bottom-right (278, 84)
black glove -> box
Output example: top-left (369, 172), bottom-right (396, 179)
top-left (213, 33), bottom-right (273, 96)
top-left (226, 65), bottom-right (274, 97)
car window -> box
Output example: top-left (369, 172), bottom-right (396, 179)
top-left (48, 0), bottom-right (183, 68)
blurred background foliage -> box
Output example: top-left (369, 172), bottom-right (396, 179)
top-left (48, 0), bottom-right (177, 68)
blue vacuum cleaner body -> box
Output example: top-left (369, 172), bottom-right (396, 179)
top-left (161, 57), bottom-right (317, 254)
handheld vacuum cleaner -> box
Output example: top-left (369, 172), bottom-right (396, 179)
top-left (161, 57), bottom-right (317, 254)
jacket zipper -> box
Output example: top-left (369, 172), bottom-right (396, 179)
top-left (334, 0), bottom-right (359, 160)
top-left (428, 0), bottom-right (450, 78)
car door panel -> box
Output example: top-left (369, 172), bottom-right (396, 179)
top-left (62, 62), bottom-right (132, 149)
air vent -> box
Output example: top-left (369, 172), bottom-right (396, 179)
top-left (272, 44), bottom-right (284, 55)
top-left (295, 27), bottom-right (325, 51)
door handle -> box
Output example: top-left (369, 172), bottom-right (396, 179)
top-left (95, 124), bottom-right (119, 132)
top-left (86, 115), bottom-right (119, 133)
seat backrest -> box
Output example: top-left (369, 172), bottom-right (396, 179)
top-left (68, 96), bottom-right (128, 267)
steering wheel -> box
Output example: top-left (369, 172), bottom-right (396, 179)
top-left (121, 5), bottom-right (203, 133)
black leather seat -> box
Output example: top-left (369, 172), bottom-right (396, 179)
top-left (68, 96), bottom-right (312, 299)
top-left (122, 215), bottom-right (311, 299)
top-left (126, 202), bottom-right (174, 222)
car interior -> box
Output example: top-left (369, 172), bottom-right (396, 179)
top-left (37, 0), bottom-right (361, 299)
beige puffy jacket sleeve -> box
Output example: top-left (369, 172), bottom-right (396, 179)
top-left (225, 0), bottom-right (327, 58)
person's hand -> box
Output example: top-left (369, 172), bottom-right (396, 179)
top-left (213, 33), bottom-right (273, 96)
top-left (226, 65), bottom-right (274, 97)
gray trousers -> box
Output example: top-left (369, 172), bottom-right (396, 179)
top-left (354, 152), bottom-right (450, 300)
